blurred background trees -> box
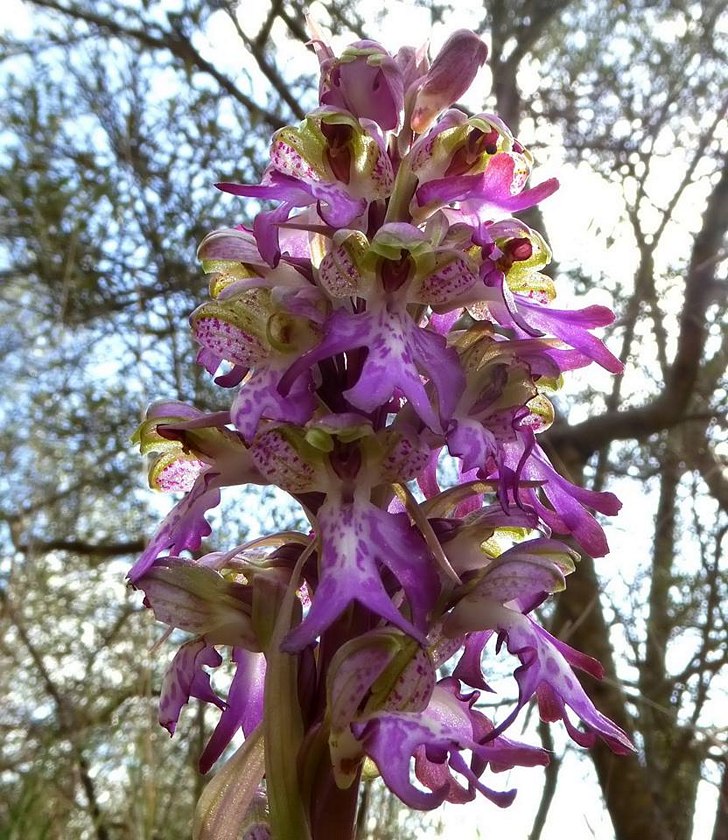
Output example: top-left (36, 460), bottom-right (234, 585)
top-left (1, 1), bottom-right (726, 838)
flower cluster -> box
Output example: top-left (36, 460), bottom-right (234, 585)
top-left (130, 28), bottom-right (631, 838)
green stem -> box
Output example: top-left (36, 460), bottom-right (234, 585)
top-left (259, 544), bottom-right (317, 840)
top-left (383, 159), bottom-right (418, 224)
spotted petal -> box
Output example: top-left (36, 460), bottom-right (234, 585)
top-left (282, 498), bottom-right (438, 652)
top-left (128, 472), bottom-right (222, 582)
top-left (135, 557), bottom-right (259, 649)
top-left (159, 639), bottom-right (224, 736)
top-left (447, 599), bottom-right (633, 755)
top-left (352, 679), bottom-right (548, 810)
top-left (281, 307), bottom-right (463, 432)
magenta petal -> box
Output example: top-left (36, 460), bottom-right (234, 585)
top-left (333, 43), bottom-right (404, 130)
top-left (159, 639), bottom-right (224, 736)
top-left (280, 307), bottom-right (464, 432)
top-left (282, 499), bottom-right (437, 652)
top-left (353, 680), bottom-right (544, 810)
top-left (472, 154), bottom-right (558, 213)
top-left (490, 435), bottom-right (619, 557)
top-left (446, 751), bottom-right (517, 808)
top-left (470, 729), bottom-right (549, 777)
top-left (546, 633), bottom-right (605, 681)
top-left (254, 203), bottom-right (292, 267)
top-left (355, 715), bottom-right (450, 810)
top-left (128, 472), bottom-right (221, 582)
top-left (232, 364), bottom-right (316, 443)
top-left (416, 172), bottom-right (485, 209)
top-left (341, 309), bottom-right (444, 425)
top-left (447, 417), bottom-right (498, 474)
top-left (406, 321), bottom-right (465, 424)
top-left (311, 181), bottom-right (367, 226)
top-left (416, 448), bottom-right (442, 500)
top-left (414, 744), bottom-right (473, 804)
top-left (452, 631), bottom-right (495, 692)
top-left (512, 441), bottom-right (622, 556)
top-left (515, 299), bottom-right (624, 374)
top-left (199, 649), bottom-right (266, 773)
top-left (494, 176), bottom-right (560, 213)
top-left (416, 156), bottom-right (558, 216)
top-left (216, 175), bottom-right (313, 205)
top-left (341, 308), bottom-right (464, 431)
top-left (477, 602), bottom-right (634, 755)
top-left (278, 307), bottom-right (371, 397)
top-left (429, 309), bottom-right (462, 334)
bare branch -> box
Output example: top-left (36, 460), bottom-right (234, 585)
top-left (548, 154), bottom-right (728, 458)
top-left (27, 0), bottom-right (289, 129)
top-left (17, 538), bottom-right (146, 558)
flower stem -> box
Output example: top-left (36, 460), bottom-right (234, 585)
top-left (383, 159), bottom-right (418, 224)
top-left (259, 544), bottom-right (317, 840)
top-left (310, 762), bottom-right (362, 840)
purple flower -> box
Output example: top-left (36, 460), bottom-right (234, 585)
top-left (414, 153), bottom-right (559, 223)
top-left (446, 552), bottom-right (634, 754)
top-left (352, 678), bottom-right (548, 809)
top-left (282, 495), bottom-right (438, 651)
top-left (128, 409), bottom-right (268, 582)
top-left (411, 31), bottom-right (488, 133)
top-left (217, 111), bottom-right (393, 262)
top-left (319, 41), bottom-right (405, 131)
top-left (131, 27), bottom-right (630, 835)
top-left (199, 649), bottom-right (266, 773)
top-left (159, 640), bottom-right (225, 736)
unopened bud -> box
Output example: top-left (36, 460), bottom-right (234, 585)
top-left (411, 31), bottom-right (488, 134)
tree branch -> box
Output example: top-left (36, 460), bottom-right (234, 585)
top-left (548, 154), bottom-right (728, 458)
top-left (16, 537), bottom-right (146, 558)
top-left (27, 0), bottom-right (289, 130)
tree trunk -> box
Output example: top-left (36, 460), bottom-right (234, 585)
top-left (551, 446), bottom-right (673, 840)
top-left (713, 761), bottom-right (728, 840)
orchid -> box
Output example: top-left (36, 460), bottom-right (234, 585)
top-left (130, 25), bottom-right (631, 840)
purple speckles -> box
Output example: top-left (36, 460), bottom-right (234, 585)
top-left (270, 129), bottom-right (322, 183)
top-left (419, 254), bottom-right (478, 304)
top-left (192, 314), bottom-right (268, 368)
top-left (318, 235), bottom-right (365, 298)
top-left (281, 497), bottom-right (436, 652)
top-left (154, 455), bottom-right (206, 493)
top-left (250, 427), bottom-right (319, 493)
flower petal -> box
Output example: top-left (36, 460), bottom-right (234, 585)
top-left (128, 472), bottom-right (221, 582)
top-left (282, 499), bottom-right (438, 651)
top-left (136, 557), bottom-right (259, 649)
top-left (159, 639), bottom-right (224, 736)
top-left (199, 649), bottom-right (267, 773)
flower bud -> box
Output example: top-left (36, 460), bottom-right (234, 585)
top-left (320, 41), bottom-right (404, 130)
top-left (411, 31), bottom-right (488, 133)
